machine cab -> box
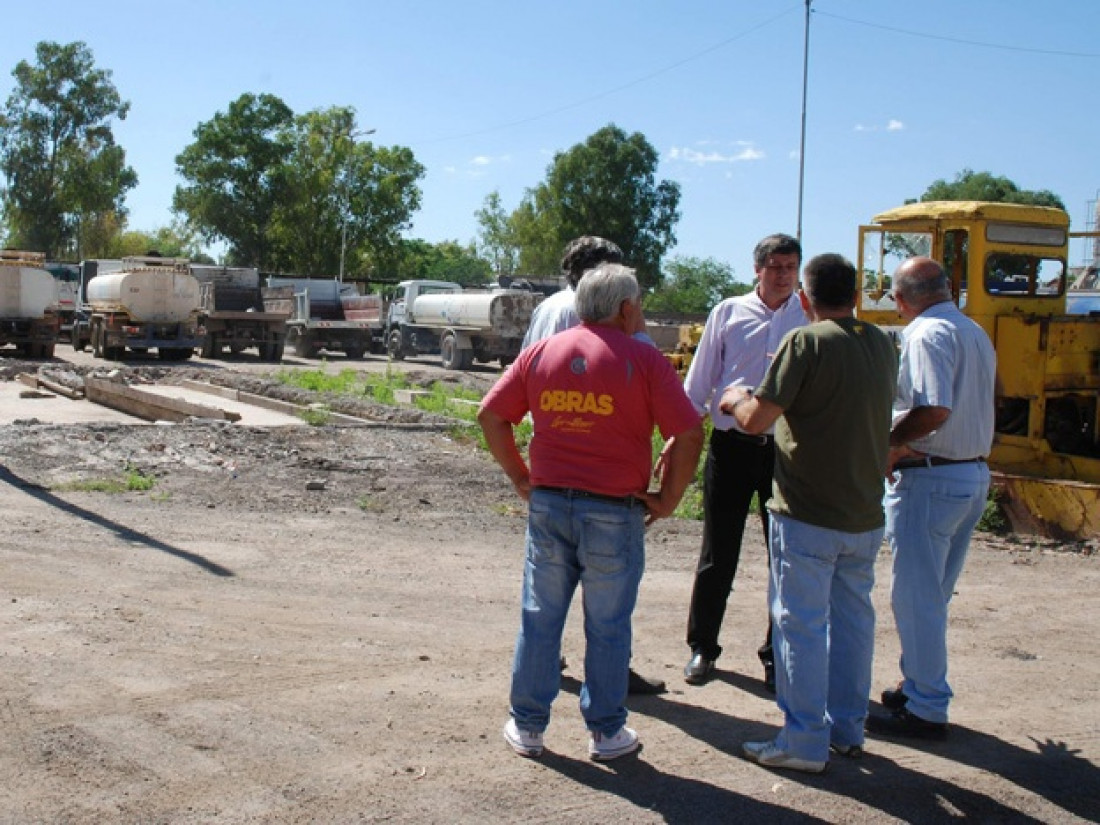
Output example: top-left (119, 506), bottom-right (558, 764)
top-left (856, 201), bottom-right (1071, 340)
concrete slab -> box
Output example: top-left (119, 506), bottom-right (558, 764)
top-left (0, 381), bottom-right (305, 427)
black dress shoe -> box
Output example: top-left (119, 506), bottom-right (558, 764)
top-left (683, 652), bottom-right (715, 685)
top-left (627, 668), bottom-right (666, 695)
top-left (866, 707), bottom-right (948, 741)
top-left (881, 681), bottom-right (908, 711)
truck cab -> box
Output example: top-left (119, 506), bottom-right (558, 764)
top-left (857, 201), bottom-right (1100, 538)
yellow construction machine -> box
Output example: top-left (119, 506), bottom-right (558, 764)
top-left (857, 201), bottom-right (1100, 540)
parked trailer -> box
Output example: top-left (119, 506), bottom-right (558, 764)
top-left (0, 250), bottom-right (60, 358)
top-left (385, 280), bottom-right (541, 370)
top-left (191, 265), bottom-right (290, 362)
top-left (75, 256), bottom-right (202, 361)
top-left (266, 276), bottom-right (383, 359)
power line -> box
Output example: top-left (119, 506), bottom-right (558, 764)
top-left (815, 9), bottom-right (1100, 59)
top-left (422, 4), bottom-right (805, 144)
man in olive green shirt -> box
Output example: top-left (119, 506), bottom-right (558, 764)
top-left (722, 253), bottom-right (897, 773)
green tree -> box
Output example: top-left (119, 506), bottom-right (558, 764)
top-left (513, 125), bottom-right (681, 289)
top-left (377, 238), bottom-right (491, 286)
top-left (645, 256), bottom-right (748, 313)
top-left (108, 221), bottom-right (213, 261)
top-left (475, 190), bottom-right (519, 277)
top-left (173, 92), bottom-right (295, 268)
top-left (265, 107), bottom-right (424, 278)
top-left (0, 41), bottom-right (136, 258)
top-left (918, 169), bottom-right (1064, 209)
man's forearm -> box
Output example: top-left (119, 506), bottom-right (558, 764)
top-left (890, 405), bottom-right (950, 447)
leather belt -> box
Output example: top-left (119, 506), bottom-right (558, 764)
top-left (534, 486), bottom-right (639, 508)
top-left (893, 456), bottom-right (985, 470)
top-left (720, 428), bottom-right (773, 446)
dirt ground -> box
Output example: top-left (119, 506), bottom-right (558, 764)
top-left (1, 351), bottom-right (1098, 824)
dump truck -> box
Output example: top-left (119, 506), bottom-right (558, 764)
top-left (0, 250), bottom-right (60, 358)
top-left (191, 265), bottom-right (291, 362)
top-left (73, 256), bottom-right (202, 361)
top-left (857, 200), bottom-right (1100, 539)
top-left (265, 276), bottom-right (383, 359)
top-left (384, 279), bottom-right (541, 370)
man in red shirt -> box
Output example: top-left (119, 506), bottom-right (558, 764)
top-left (479, 263), bottom-right (703, 761)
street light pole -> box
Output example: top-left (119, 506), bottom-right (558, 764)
top-left (338, 127), bottom-right (376, 283)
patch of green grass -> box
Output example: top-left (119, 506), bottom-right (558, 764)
top-left (356, 496), bottom-right (384, 513)
top-left (54, 465), bottom-right (155, 494)
top-left (299, 406), bottom-right (332, 426)
top-left (978, 488), bottom-right (1010, 534)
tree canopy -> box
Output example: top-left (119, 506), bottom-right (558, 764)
top-left (174, 96), bottom-right (424, 277)
top-left (0, 41), bottom-right (136, 258)
top-left (918, 169), bottom-right (1064, 209)
top-left (512, 125), bottom-right (681, 289)
top-left (645, 255), bottom-right (748, 314)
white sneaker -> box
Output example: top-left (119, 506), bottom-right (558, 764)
top-left (502, 719), bottom-right (544, 757)
top-left (742, 740), bottom-right (826, 774)
top-left (588, 726), bottom-right (640, 761)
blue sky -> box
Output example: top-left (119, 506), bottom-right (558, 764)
top-left (5, 0), bottom-right (1099, 280)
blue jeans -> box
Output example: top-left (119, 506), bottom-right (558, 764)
top-left (509, 489), bottom-right (645, 736)
top-left (885, 462), bottom-right (990, 723)
top-left (769, 512), bottom-right (882, 762)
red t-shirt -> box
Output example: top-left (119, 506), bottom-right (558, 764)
top-left (481, 324), bottom-right (701, 497)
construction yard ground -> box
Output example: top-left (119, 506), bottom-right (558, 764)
top-left (0, 347), bottom-right (1097, 824)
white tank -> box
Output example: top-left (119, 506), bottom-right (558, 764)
top-left (411, 290), bottom-right (540, 334)
top-left (0, 266), bottom-right (59, 319)
top-left (86, 268), bottom-right (201, 323)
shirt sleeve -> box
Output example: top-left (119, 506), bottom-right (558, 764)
top-left (681, 303), bottom-right (726, 413)
top-left (650, 349), bottom-right (704, 438)
top-left (906, 323), bottom-right (957, 410)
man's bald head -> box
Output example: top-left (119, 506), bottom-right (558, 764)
top-left (894, 256), bottom-right (952, 315)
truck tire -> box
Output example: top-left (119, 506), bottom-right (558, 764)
top-left (200, 334), bottom-right (218, 359)
top-left (91, 321), bottom-right (103, 358)
top-left (440, 332), bottom-right (473, 371)
top-left (293, 331), bottom-right (315, 358)
top-left (262, 335), bottom-right (285, 363)
top-left (387, 330), bottom-right (405, 361)
top-left (345, 345), bottom-right (365, 360)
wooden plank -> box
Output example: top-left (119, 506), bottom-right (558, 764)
top-left (85, 378), bottom-right (241, 423)
top-left (19, 372), bottom-right (84, 399)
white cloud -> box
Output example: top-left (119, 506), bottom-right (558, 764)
top-left (854, 119), bottom-right (905, 133)
top-left (668, 144), bottom-right (765, 165)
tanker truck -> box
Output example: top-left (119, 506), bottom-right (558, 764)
top-left (384, 280), bottom-right (541, 370)
top-left (74, 256), bottom-right (202, 361)
top-left (0, 250), bottom-right (61, 358)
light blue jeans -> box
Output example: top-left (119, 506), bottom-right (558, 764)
top-left (508, 489), bottom-right (645, 736)
top-left (885, 462), bottom-right (990, 723)
top-left (769, 512), bottom-right (882, 762)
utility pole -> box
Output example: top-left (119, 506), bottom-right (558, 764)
top-left (796, 0), bottom-right (812, 242)
top-left (338, 127), bottom-right (376, 283)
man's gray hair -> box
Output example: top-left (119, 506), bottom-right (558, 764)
top-left (574, 263), bottom-right (640, 323)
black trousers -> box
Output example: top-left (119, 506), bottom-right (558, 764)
top-left (686, 427), bottom-right (775, 663)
